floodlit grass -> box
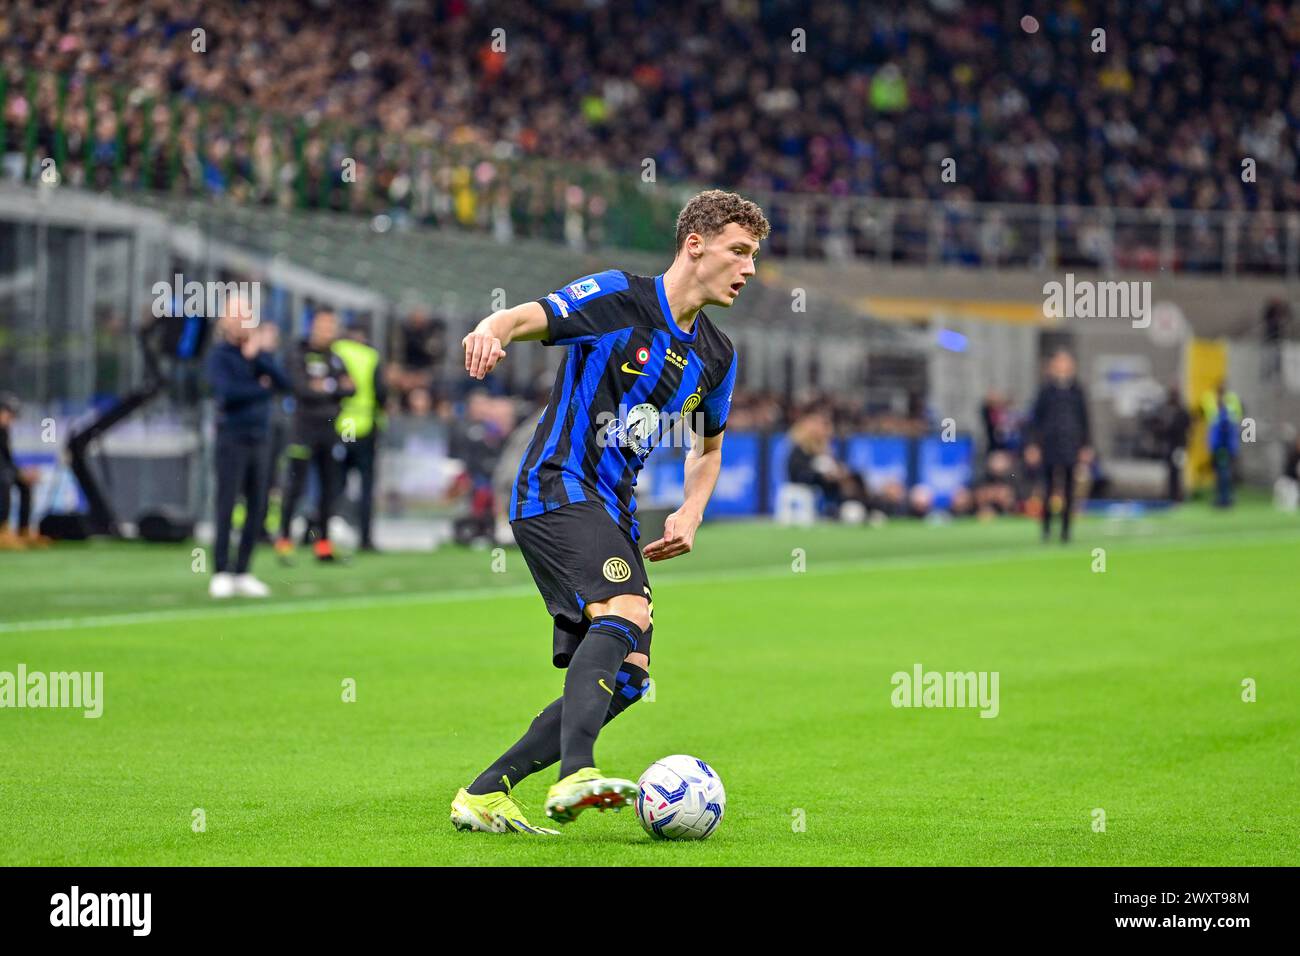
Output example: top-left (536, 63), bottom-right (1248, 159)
top-left (1, 502), bottom-right (1296, 865)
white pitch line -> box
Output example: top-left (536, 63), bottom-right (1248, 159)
top-left (0, 527), bottom-right (1295, 636)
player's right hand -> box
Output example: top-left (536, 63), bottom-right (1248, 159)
top-left (463, 331), bottom-right (507, 380)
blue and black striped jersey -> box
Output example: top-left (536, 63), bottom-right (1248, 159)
top-left (510, 270), bottom-right (738, 541)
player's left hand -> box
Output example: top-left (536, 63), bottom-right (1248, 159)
top-left (642, 508), bottom-right (701, 562)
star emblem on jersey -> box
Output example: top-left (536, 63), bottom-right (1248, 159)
top-left (602, 558), bottom-right (632, 583)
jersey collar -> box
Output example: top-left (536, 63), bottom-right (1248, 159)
top-left (655, 274), bottom-right (699, 343)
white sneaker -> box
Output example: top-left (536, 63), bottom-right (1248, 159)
top-left (233, 573), bottom-right (271, 598)
top-left (209, 572), bottom-right (235, 598)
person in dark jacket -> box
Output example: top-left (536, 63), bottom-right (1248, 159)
top-left (204, 308), bottom-right (290, 597)
top-left (276, 311), bottom-right (354, 562)
top-left (0, 392), bottom-right (49, 549)
top-left (1025, 350), bottom-right (1092, 543)
top-left (1153, 386), bottom-right (1192, 501)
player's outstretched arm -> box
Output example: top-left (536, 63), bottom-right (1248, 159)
top-left (642, 430), bottom-right (724, 562)
top-left (462, 301), bottom-right (548, 379)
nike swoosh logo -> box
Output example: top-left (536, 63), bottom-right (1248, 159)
top-left (598, 678), bottom-right (614, 696)
top-left (620, 362), bottom-right (647, 376)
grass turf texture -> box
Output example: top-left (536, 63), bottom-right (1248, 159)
top-left (1, 501), bottom-right (1297, 865)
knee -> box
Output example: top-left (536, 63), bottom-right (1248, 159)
top-left (587, 594), bottom-right (651, 635)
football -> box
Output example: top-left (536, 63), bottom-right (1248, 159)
top-left (635, 755), bottom-right (726, 840)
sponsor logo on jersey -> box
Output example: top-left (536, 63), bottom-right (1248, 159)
top-left (546, 293), bottom-right (570, 318)
top-left (620, 361), bottom-right (647, 376)
top-left (624, 403), bottom-right (661, 453)
top-left (567, 278), bottom-right (601, 300)
top-left (602, 557), bottom-right (632, 583)
top-left (665, 347), bottom-right (689, 370)
top-left (603, 403), bottom-right (661, 459)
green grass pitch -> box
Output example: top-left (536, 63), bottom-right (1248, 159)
top-left (1, 502), bottom-right (1297, 866)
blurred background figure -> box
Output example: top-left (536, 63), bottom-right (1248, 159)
top-left (448, 389), bottom-right (514, 546)
top-left (333, 322), bottom-right (387, 553)
top-left (0, 392), bottom-right (48, 550)
top-left (1277, 433), bottom-right (1300, 512)
top-left (1201, 381), bottom-right (1244, 509)
top-left (1026, 350), bottom-right (1092, 543)
top-left (277, 311), bottom-right (353, 563)
top-left (1153, 386), bottom-right (1192, 502)
top-left (203, 309), bottom-right (289, 597)
top-left (980, 390), bottom-right (1021, 456)
top-left (391, 310), bottom-right (448, 405)
top-left (785, 409), bottom-right (867, 520)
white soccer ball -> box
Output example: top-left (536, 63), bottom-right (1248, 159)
top-left (636, 754), bottom-right (725, 840)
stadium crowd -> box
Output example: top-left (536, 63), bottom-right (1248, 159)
top-left (5, 0), bottom-right (1300, 226)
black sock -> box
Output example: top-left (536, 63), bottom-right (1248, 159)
top-left (466, 662), bottom-right (650, 796)
top-left (467, 697), bottom-right (563, 796)
top-left (604, 662), bottom-right (650, 723)
top-left (558, 616), bottom-right (642, 778)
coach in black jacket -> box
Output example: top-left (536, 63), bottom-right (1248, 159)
top-left (1025, 350), bottom-right (1092, 543)
top-left (204, 312), bottom-right (290, 597)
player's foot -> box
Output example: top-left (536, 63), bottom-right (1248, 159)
top-left (233, 573), bottom-right (271, 598)
top-left (544, 768), bottom-right (638, 825)
top-left (209, 572), bottom-right (235, 598)
top-left (450, 788), bottom-right (561, 835)
top-left (19, 529), bottom-right (52, 548)
top-left (0, 529), bottom-right (28, 550)
top-left (314, 539), bottom-right (336, 563)
top-left (274, 537), bottom-right (295, 565)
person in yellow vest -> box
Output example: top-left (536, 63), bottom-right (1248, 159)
top-left (1201, 381), bottom-right (1244, 508)
top-left (333, 323), bottom-right (387, 551)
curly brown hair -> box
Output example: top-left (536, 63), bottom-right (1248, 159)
top-left (674, 189), bottom-right (771, 251)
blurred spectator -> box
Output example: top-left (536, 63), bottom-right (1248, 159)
top-left (405, 385), bottom-right (435, 417)
top-left (203, 311), bottom-right (289, 596)
top-left (333, 322), bottom-right (387, 552)
top-left (980, 389), bottom-right (1022, 455)
top-left (972, 448), bottom-right (1023, 518)
top-left (0, 391), bottom-right (48, 549)
top-left (1152, 386), bottom-right (1192, 501)
top-left (1285, 435), bottom-right (1300, 483)
top-left (448, 390), bottom-right (515, 544)
top-left (389, 310), bottom-right (448, 401)
top-left (1026, 350), bottom-right (1092, 542)
top-left (785, 409), bottom-right (867, 517)
top-left (277, 310), bottom-right (354, 561)
top-left (1201, 380), bottom-right (1244, 508)
top-left (8, 0), bottom-right (1300, 237)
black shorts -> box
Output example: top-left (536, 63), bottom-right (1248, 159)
top-left (511, 500), bottom-right (653, 668)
